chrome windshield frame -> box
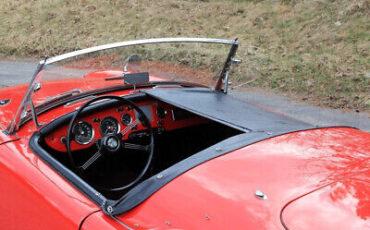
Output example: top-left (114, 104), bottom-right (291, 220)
top-left (7, 37), bottom-right (238, 134)
top-left (42, 37), bottom-right (238, 65)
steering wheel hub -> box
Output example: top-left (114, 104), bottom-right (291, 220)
top-left (101, 134), bottom-right (121, 153)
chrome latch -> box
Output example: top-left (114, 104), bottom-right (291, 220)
top-left (0, 99), bottom-right (10, 106)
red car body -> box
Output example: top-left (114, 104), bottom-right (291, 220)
top-left (0, 39), bottom-right (369, 230)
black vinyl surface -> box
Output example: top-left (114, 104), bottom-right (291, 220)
top-left (145, 88), bottom-right (313, 133)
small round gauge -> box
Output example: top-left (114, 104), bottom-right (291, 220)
top-left (156, 107), bottom-right (167, 119)
top-left (72, 121), bottom-right (95, 145)
top-left (100, 117), bottom-right (120, 135)
top-left (121, 113), bottom-right (132, 126)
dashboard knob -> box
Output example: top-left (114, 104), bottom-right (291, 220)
top-left (156, 107), bottom-right (167, 119)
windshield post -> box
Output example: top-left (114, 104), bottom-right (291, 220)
top-left (215, 38), bottom-right (239, 93)
top-left (6, 59), bottom-right (46, 134)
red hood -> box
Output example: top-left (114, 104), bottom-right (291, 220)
top-left (116, 127), bottom-right (369, 229)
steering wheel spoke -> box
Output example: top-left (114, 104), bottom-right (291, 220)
top-left (81, 151), bottom-right (102, 170)
top-left (123, 142), bottom-right (149, 152)
top-left (120, 119), bottom-right (139, 136)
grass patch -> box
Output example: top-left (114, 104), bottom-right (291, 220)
top-left (0, 0), bottom-right (369, 111)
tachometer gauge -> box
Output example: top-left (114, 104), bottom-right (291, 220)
top-left (100, 117), bottom-right (120, 135)
top-left (72, 121), bottom-right (94, 145)
top-left (121, 113), bottom-right (132, 126)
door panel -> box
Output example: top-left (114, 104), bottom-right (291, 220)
top-left (0, 141), bottom-right (97, 229)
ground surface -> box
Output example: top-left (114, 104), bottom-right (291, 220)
top-left (1, 59), bottom-right (368, 131)
top-left (0, 0), bottom-right (368, 111)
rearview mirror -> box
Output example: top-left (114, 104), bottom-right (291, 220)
top-left (123, 54), bottom-right (142, 72)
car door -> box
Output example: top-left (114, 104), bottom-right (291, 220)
top-left (0, 134), bottom-right (98, 229)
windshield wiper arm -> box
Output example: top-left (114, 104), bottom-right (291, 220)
top-left (45, 88), bottom-right (82, 102)
top-left (20, 88), bottom-right (82, 119)
top-left (105, 75), bottom-right (125, 81)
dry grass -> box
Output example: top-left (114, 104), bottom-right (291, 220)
top-left (0, 0), bottom-right (369, 111)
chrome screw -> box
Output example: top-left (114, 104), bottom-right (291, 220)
top-left (107, 206), bottom-right (114, 213)
top-left (255, 190), bottom-right (268, 200)
top-left (156, 174), bottom-right (163, 179)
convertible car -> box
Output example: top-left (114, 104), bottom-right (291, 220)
top-left (0, 38), bottom-right (369, 230)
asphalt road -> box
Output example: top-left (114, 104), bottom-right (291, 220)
top-left (1, 58), bottom-right (369, 131)
top-left (0, 59), bottom-right (36, 87)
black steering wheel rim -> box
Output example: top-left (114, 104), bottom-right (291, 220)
top-left (66, 95), bottom-right (154, 192)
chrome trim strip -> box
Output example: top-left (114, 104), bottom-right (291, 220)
top-left (111, 215), bottom-right (134, 230)
top-left (42, 38), bottom-right (238, 65)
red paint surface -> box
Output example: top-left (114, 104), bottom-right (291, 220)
top-left (0, 129), bottom-right (99, 229)
top-left (114, 127), bottom-right (369, 230)
top-left (81, 212), bottom-right (126, 230)
top-left (282, 178), bottom-right (370, 229)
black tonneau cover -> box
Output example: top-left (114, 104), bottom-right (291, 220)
top-left (145, 88), bottom-right (312, 133)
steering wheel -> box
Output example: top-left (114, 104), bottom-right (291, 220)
top-left (66, 95), bottom-right (154, 192)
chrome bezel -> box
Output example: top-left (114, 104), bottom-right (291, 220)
top-left (73, 121), bottom-right (95, 145)
top-left (121, 113), bottom-right (132, 126)
top-left (99, 116), bottom-right (121, 135)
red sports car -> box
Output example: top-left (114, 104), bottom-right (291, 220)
top-left (0, 38), bottom-right (369, 230)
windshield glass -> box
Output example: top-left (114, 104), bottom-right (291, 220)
top-left (31, 39), bottom-right (236, 106)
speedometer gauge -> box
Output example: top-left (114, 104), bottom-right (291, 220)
top-left (72, 121), bottom-right (95, 145)
top-left (100, 117), bottom-right (120, 135)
